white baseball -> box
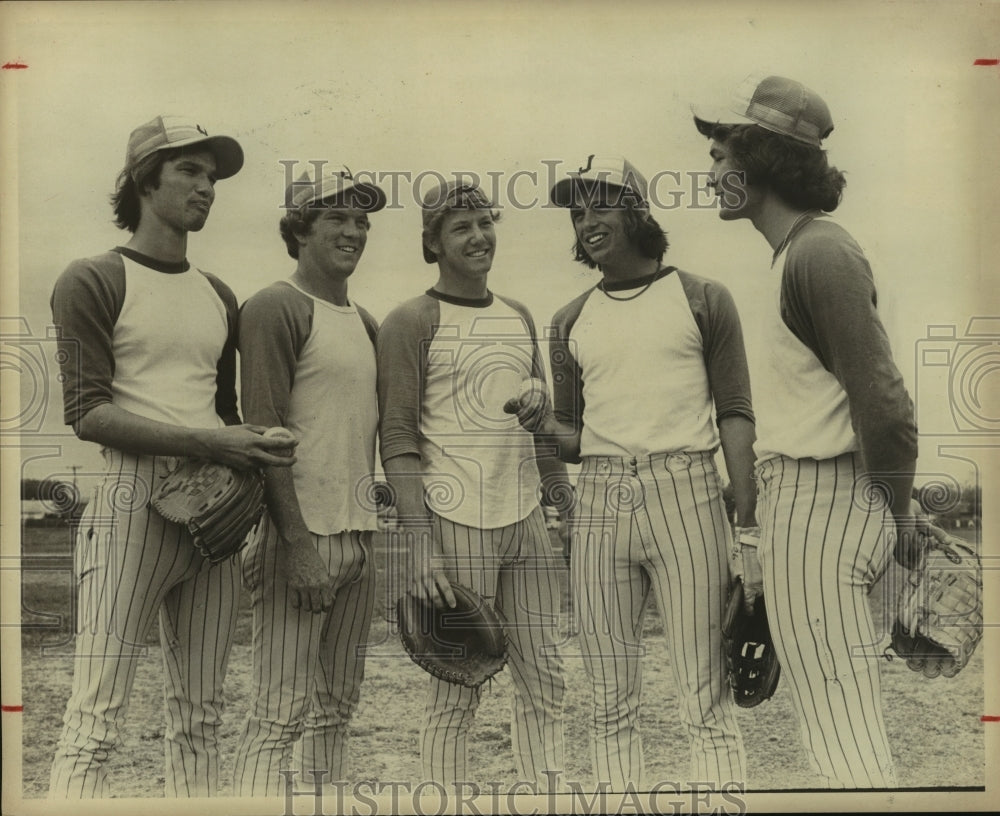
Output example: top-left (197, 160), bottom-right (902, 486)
top-left (264, 427), bottom-right (297, 442)
top-left (264, 427), bottom-right (297, 456)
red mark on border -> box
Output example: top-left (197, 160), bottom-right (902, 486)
top-left (1, 704), bottom-right (24, 712)
top-left (973, 59), bottom-right (999, 66)
top-left (2, 62), bottom-right (28, 70)
top-left (982, 715), bottom-right (1000, 722)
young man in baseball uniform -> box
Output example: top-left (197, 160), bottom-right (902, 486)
top-left (232, 167), bottom-right (387, 796)
top-left (514, 157), bottom-right (755, 792)
top-left (692, 74), bottom-right (919, 787)
top-left (48, 116), bottom-right (294, 798)
top-left (376, 181), bottom-right (567, 790)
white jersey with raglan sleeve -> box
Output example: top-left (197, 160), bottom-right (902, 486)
top-left (746, 217), bottom-right (916, 788)
top-left (378, 289), bottom-right (544, 528)
top-left (48, 247), bottom-right (242, 798)
top-left (377, 287), bottom-right (565, 789)
top-left (550, 265), bottom-right (749, 791)
top-left (232, 279), bottom-right (379, 796)
top-left (238, 279), bottom-right (379, 533)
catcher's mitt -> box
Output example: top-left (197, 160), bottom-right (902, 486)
top-left (888, 525), bottom-right (983, 678)
top-left (396, 583), bottom-right (507, 688)
top-left (722, 579), bottom-right (781, 708)
top-left (151, 458), bottom-right (265, 564)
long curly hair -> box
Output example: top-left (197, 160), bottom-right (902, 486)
top-left (707, 123), bottom-right (845, 212)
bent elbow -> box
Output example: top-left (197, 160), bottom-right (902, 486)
top-left (73, 405), bottom-right (108, 444)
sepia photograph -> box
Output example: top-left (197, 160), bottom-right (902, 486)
top-left (1, 1), bottom-right (997, 814)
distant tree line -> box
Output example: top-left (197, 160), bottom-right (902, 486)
top-left (21, 478), bottom-right (85, 523)
top-left (915, 480), bottom-right (980, 524)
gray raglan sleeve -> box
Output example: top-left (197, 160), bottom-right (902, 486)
top-left (201, 271), bottom-right (241, 426)
top-left (679, 271), bottom-right (755, 425)
top-left (49, 252), bottom-right (126, 431)
top-left (238, 283), bottom-right (312, 428)
top-left (549, 292), bottom-right (590, 432)
top-left (376, 297), bottom-right (436, 464)
top-left (782, 227), bottom-right (917, 474)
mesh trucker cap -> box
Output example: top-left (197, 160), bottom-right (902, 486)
top-left (421, 181), bottom-right (495, 263)
top-left (286, 166), bottom-right (387, 212)
top-left (549, 155), bottom-right (649, 208)
top-left (126, 115), bottom-right (244, 179)
top-left (692, 75), bottom-right (834, 147)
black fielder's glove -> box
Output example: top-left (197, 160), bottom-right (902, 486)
top-left (888, 522), bottom-right (983, 679)
top-left (150, 458), bottom-right (265, 564)
top-left (721, 579), bottom-right (781, 708)
top-left (397, 583), bottom-right (507, 688)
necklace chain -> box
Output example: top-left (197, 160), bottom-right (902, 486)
top-left (598, 266), bottom-right (665, 301)
top-left (598, 278), bottom-right (655, 301)
top-left (771, 211), bottom-right (819, 267)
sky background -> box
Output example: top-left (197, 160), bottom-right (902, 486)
top-left (3, 0), bottom-right (999, 500)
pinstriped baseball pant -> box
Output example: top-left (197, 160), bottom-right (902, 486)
top-left (48, 450), bottom-right (240, 798)
top-left (232, 516), bottom-right (375, 796)
top-left (421, 506), bottom-right (565, 788)
top-left (571, 451), bottom-right (745, 791)
top-left (756, 453), bottom-right (897, 788)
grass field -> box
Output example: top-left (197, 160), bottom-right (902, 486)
top-left (15, 523), bottom-right (986, 798)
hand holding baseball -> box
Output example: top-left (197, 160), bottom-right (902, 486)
top-left (198, 424), bottom-right (298, 469)
top-left (502, 378), bottom-right (552, 434)
top-left (263, 426), bottom-right (298, 458)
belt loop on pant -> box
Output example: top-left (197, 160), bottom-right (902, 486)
top-left (584, 456), bottom-right (636, 478)
top-left (661, 451), bottom-right (693, 473)
top-left (586, 451), bottom-right (716, 479)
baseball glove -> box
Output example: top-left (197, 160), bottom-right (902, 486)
top-left (889, 525), bottom-right (983, 678)
top-left (722, 579), bottom-right (781, 708)
top-left (396, 583), bottom-right (507, 688)
top-left (151, 458), bottom-right (266, 564)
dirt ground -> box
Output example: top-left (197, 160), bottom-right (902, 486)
top-left (17, 525), bottom-right (986, 799)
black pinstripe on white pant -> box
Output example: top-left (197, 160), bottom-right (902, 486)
top-left (49, 449), bottom-right (240, 798)
top-left (232, 516), bottom-right (375, 796)
top-left (756, 452), bottom-right (896, 788)
top-left (421, 505), bottom-right (565, 788)
top-left (570, 450), bottom-right (746, 791)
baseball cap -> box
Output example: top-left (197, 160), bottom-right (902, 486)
top-left (421, 180), bottom-right (495, 263)
top-left (286, 166), bottom-right (387, 212)
top-left (692, 74), bottom-right (834, 147)
top-left (549, 155), bottom-right (649, 208)
top-left (126, 115), bottom-right (244, 179)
